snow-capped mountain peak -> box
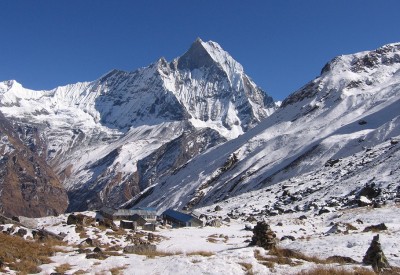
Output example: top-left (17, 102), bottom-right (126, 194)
top-left (176, 38), bottom-right (244, 88)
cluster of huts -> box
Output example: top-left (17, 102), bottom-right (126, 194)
top-left (97, 206), bottom-right (203, 231)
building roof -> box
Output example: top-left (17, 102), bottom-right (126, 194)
top-left (99, 207), bottom-right (156, 218)
top-left (162, 209), bottom-right (195, 223)
top-left (130, 206), bottom-right (157, 212)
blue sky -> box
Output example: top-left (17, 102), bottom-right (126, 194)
top-left (1, 1), bottom-right (399, 100)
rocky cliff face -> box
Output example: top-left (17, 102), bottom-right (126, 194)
top-left (0, 112), bottom-right (68, 217)
top-left (0, 39), bottom-right (275, 212)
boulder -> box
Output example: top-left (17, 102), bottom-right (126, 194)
top-left (298, 215), bottom-right (307, 220)
top-left (357, 196), bottom-right (372, 207)
top-left (123, 244), bottom-right (157, 254)
top-left (318, 207), bottom-right (331, 215)
top-left (86, 253), bottom-right (108, 260)
top-left (16, 228), bottom-right (28, 237)
top-left (120, 220), bottom-right (136, 230)
top-left (18, 216), bottom-right (38, 228)
top-left (363, 223), bottom-right (388, 232)
top-left (358, 183), bottom-right (381, 199)
top-left (67, 214), bottom-right (95, 226)
top-left (32, 228), bottom-right (64, 241)
top-left (93, 247), bottom-right (102, 253)
top-left (82, 238), bottom-right (100, 247)
top-left (280, 235), bottom-right (295, 241)
top-left (207, 219), bottom-right (222, 227)
top-left (147, 233), bottom-right (155, 242)
top-left (98, 218), bottom-right (117, 230)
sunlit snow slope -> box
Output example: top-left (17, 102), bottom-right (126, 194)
top-left (131, 43), bottom-right (400, 212)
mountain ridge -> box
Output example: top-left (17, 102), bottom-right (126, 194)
top-left (0, 38), bottom-right (275, 214)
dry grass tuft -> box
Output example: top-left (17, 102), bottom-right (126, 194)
top-left (253, 246), bottom-right (338, 270)
top-left (74, 270), bottom-right (88, 275)
top-left (238, 262), bottom-right (254, 275)
top-left (79, 230), bottom-right (89, 239)
top-left (137, 250), bottom-right (180, 258)
top-left (186, 251), bottom-right (214, 257)
top-left (207, 237), bottom-right (219, 243)
top-left (254, 249), bottom-right (301, 268)
top-left (105, 228), bottom-right (126, 237)
top-left (55, 263), bottom-right (73, 273)
top-left (132, 249), bottom-right (215, 259)
top-left (269, 247), bottom-right (326, 264)
top-left (0, 232), bottom-right (66, 274)
top-left (296, 266), bottom-right (375, 275)
top-left (109, 265), bottom-right (129, 275)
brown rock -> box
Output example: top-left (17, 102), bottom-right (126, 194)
top-left (86, 253), bottom-right (108, 260)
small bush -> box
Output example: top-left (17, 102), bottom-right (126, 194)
top-left (296, 266), bottom-right (375, 275)
top-left (55, 263), bottom-right (72, 273)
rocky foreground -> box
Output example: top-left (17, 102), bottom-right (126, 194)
top-left (0, 201), bottom-right (399, 274)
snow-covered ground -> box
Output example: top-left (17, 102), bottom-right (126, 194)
top-left (1, 201), bottom-right (397, 275)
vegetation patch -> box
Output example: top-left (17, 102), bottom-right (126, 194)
top-left (0, 232), bottom-right (65, 274)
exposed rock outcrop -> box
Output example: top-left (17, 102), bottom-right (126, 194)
top-left (0, 112), bottom-right (68, 218)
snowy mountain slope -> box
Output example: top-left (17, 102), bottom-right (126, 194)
top-left (0, 39), bottom-right (275, 212)
top-left (131, 42), bottom-right (400, 212)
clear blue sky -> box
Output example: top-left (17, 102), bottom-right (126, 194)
top-left (1, 1), bottom-right (399, 100)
